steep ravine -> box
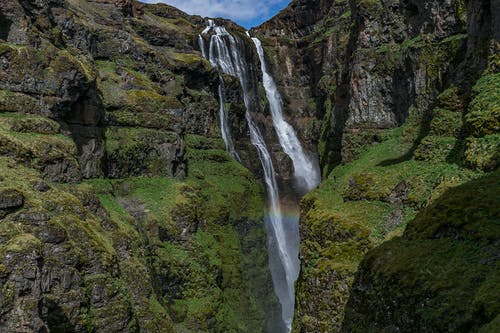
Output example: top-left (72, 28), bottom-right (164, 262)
top-left (198, 20), bottom-right (321, 331)
top-left (0, 0), bottom-right (499, 332)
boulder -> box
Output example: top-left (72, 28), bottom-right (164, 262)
top-left (0, 189), bottom-right (24, 209)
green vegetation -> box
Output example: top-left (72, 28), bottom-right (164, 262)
top-left (81, 134), bottom-right (269, 332)
top-left (0, 0), bottom-right (276, 331)
top-left (465, 73), bottom-right (500, 137)
top-left (0, 90), bottom-right (39, 113)
top-left (295, 63), bottom-right (499, 330)
top-left (343, 171), bottom-right (500, 331)
top-left (185, 134), bottom-right (264, 222)
top-left (105, 127), bottom-right (181, 177)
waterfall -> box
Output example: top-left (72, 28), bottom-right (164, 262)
top-left (252, 37), bottom-right (321, 331)
top-left (198, 26), bottom-right (240, 161)
top-left (217, 79), bottom-right (241, 161)
top-left (199, 21), bottom-right (319, 332)
top-left (252, 38), bottom-right (321, 193)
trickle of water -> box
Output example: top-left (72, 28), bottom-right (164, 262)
top-left (217, 79), bottom-right (241, 161)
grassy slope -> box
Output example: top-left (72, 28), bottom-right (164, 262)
top-left (343, 170), bottom-right (500, 332)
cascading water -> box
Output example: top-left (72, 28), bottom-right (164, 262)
top-left (252, 37), bottom-right (321, 331)
top-left (199, 21), bottom-right (320, 332)
top-left (252, 38), bottom-right (321, 192)
top-left (198, 23), bottom-right (240, 161)
top-left (216, 79), bottom-right (241, 161)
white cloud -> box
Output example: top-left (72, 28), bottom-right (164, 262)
top-left (140, 0), bottom-right (288, 23)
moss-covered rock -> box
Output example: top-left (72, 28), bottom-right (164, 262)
top-left (105, 127), bottom-right (186, 179)
top-left (0, 1), bottom-right (274, 331)
top-left (6, 115), bottom-right (61, 135)
top-left (293, 103), bottom-right (485, 331)
top-left (0, 90), bottom-right (39, 113)
top-left (343, 171), bottom-right (500, 332)
top-left (466, 73), bottom-right (500, 137)
top-left (464, 134), bottom-right (500, 171)
top-left (0, 188), bottom-right (24, 209)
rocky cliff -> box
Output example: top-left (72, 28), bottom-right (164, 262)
top-left (0, 0), bottom-right (280, 331)
top-left (0, 0), bottom-right (499, 332)
top-left (254, 0), bottom-right (499, 331)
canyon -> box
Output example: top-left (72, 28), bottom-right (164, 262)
top-left (0, 0), bottom-right (498, 332)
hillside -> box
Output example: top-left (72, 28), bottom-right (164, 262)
top-left (0, 0), bottom-right (499, 332)
top-left (253, 0), bottom-right (499, 331)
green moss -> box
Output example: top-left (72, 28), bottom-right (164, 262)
top-left (97, 59), bottom-right (182, 120)
top-left (435, 86), bottom-right (463, 112)
top-left (414, 136), bottom-right (457, 162)
top-left (465, 73), bottom-right (500, 137)
top-left (105, 127), bottom-right (180, 177)
top-left (185, 134), bottom-right (264, 222)
top-left (50, 49), bottom-right (95, 81)
top-left (464, 134), bottom-right (500, 171)
top-left (405, 171), bottom-right (500, 240)
top-left (295, 99), bottom-right (487, 330)
top-left (0, 11), bottom-right (273, 333)
top-left (84, 141), bottom-right (268, 330)
top-left (343, 172), bottom-right (500, 332)
top-left (357, 0), bottom-right (383, 16)
top-left (86, 176), bottom-right (179, 223)
top-left (0, 90), bottom-right (39, 113)
top-left (0, 114), bottom-right (61, 134)
top-left (164, 225), bottom-right (266, 332)
top-left (169, 50), bottom-right (205, 67)
top-left (346, 237), bottom-right (499, 331)
top-left (429, 108), bottom-right (462, 136)
top-left (0, 120), bottom-right (78, 176)
top-left (4, 233), bottom-right (41, 253)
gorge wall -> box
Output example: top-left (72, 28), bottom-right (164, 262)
top-left (0, 0), bottom-right (282, 331)
top-left (254, 0), bottom-right (499, 332)
top-left (0, 0), bottom-right (499, 332)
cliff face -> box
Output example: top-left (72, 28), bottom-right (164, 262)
top-left (0, 0), bottom-right (279, 331)
top-left (0, 0), bottom-right (499, 332)
top-left (255, 0), bottom-right (499, 332)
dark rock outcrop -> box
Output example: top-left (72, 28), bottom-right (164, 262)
top-left (0, 188), bottom-right (24, 209)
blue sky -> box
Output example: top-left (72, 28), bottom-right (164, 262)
top-left (140, 0), bottom-right (291, 29)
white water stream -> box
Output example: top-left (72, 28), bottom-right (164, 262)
top-left (199, 22), bottom-right (320, 332)
top-left (252, 38), bottom-right (321, 192)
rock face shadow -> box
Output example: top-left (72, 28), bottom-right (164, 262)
top-left (44, 298), bottom-right (76, 333)
top-left (0, 10), bottom-right (12, 40)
